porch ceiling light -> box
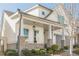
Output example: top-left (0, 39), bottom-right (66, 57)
top-left (33, 25), bottom-right (35, 30)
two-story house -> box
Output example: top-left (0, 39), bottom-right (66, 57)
top-left (0, 4), bottom-right (79, 51)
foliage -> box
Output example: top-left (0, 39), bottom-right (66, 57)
top-left (46, 48), bottom-right (53, 54)
top-left (47, 45), bottom-right (59, 55)
top-left (73, 45), bottom-right (79, 48)
top-left (21, 49), bottom-right (32, 56)
top-left (4, 49), bottom-right (18, 56)
top-left (21, 49), bottom-right (48, 56)
top-left (64, 46), bottom-right (69, 50)
top-left (51, 45), bottom-right (58, 51)
top-left (37, 49), bottom-right (48, 56)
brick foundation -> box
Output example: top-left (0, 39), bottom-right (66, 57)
top-left (7, 43), bottom-right (44, 50)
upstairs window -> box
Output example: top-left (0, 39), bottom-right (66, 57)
top-left (23, 28), bottom-right (29, 38)
top-left (58, 15), bottom-right (64, 25)
top-left (42, 11), bottom-right (45, 15)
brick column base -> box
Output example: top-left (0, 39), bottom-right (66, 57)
top-left (19, 37), bottom-right (26, 50)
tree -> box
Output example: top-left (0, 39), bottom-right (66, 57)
top-left (65, 4), bottom-right (76, 56)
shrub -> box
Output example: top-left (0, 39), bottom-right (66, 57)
top-left (22, 49), bottom-right (48, 56)
top-left (46, 47), bottom-right (51, 51)
top-left (64, 46), bottom-right (69, 50)
top-left (51, 45), bottom-right (58, 51)
top-left (21, 49), bottom-right (32, 56)
top-left (47, 48), bottom-right (53, 54)
top-left (4, 49), bottom-right (18, 56)
top-left (33, 49), bottom-right (48, 56)
top-left (38, 49), bottom-right (47, 56)
top-left (73, 45), bottom-right (79, 48)
top-left (73, 48), bottom-right (79, 55)
top-left (48, 45), bottom-right (58, 55)
top-left (31, 49), bottom-right (36, 55)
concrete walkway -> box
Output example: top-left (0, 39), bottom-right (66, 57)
top-left (60, 50), bottom-right (78, 56)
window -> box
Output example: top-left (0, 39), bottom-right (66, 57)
top-left (58, 15), bottom-right (64, 24)
top-left (23, 28), bottom-right (29, 37)
top-left (42, 11), bottom-right (45, 15)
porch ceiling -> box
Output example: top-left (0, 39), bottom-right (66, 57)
top-left (23, 19), bottom-right (61, 31)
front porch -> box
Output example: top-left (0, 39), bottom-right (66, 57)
top-left (17, 17), bottom-right (62, 49)
top-left (0, 12), bottom-right (64, 51)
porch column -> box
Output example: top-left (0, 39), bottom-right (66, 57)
top-left (75, 35), bottom-right (78, 45)
top-left (49, 25), bottom-right (52, 39)
top-left (0, 40), bottom-right (1, 51)
top-left (61, 26), bottom-right (65, 48)
top-left (48, 25), bottom-right (52, 47)
top-left (52, 31), bottom-right (56, 44)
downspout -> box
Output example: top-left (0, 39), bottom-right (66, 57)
top-left (17, 9), bottom-right (22, 56)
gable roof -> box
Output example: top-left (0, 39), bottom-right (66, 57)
top-left (24, 4), bottom-right (53, 12)
top-left (4, 10), bottom-right (14, 16)
top-left (4, 4), bottom-right (72, 23)
top-left (46, 4), bottom-right (70, 20)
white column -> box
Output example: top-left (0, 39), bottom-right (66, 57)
top-left (48, 25), bottom-right (52, 39)
top-left (61, 26), bottom-right (65, 48)
top-left (76, 35), bottom-right (78, 44)
top-left (0, 40), bottom-right (1, 51)
top-left (52, 26), bottom-right (56, 44)
top-left (53, 33), bottom-right (56, 44)
top-left (62, 27), bottom-right (65, 40)
top-left (69, 38), bottom-right (73, 56)
top-left (48, 25), bottom-right (52, 47)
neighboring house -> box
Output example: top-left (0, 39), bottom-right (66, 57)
top-left (0, 4), bottom-right (79, 51)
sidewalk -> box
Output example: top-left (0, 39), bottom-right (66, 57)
top-left (60, 50), bottom-right (78, 56)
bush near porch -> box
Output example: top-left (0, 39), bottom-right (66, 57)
top-left (4, 49), bottom-right (18, 56)
top-left (21, 44), bottom-right (64, 56)
top-left (46, 45), bottom-right (59, 55)
top-left (21, 49), bottom-right (49, 56)
top-left (73, 44), bottom-right (79, 48)
top-left (63, 46), bottom-right (69, 50)
top-left (46, 45), bottom-right (64, 55)
top-left (4, 44), bottom-right (65, 56)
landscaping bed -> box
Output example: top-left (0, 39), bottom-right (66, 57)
top-left (4, 44), bottom-right (65, 56)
